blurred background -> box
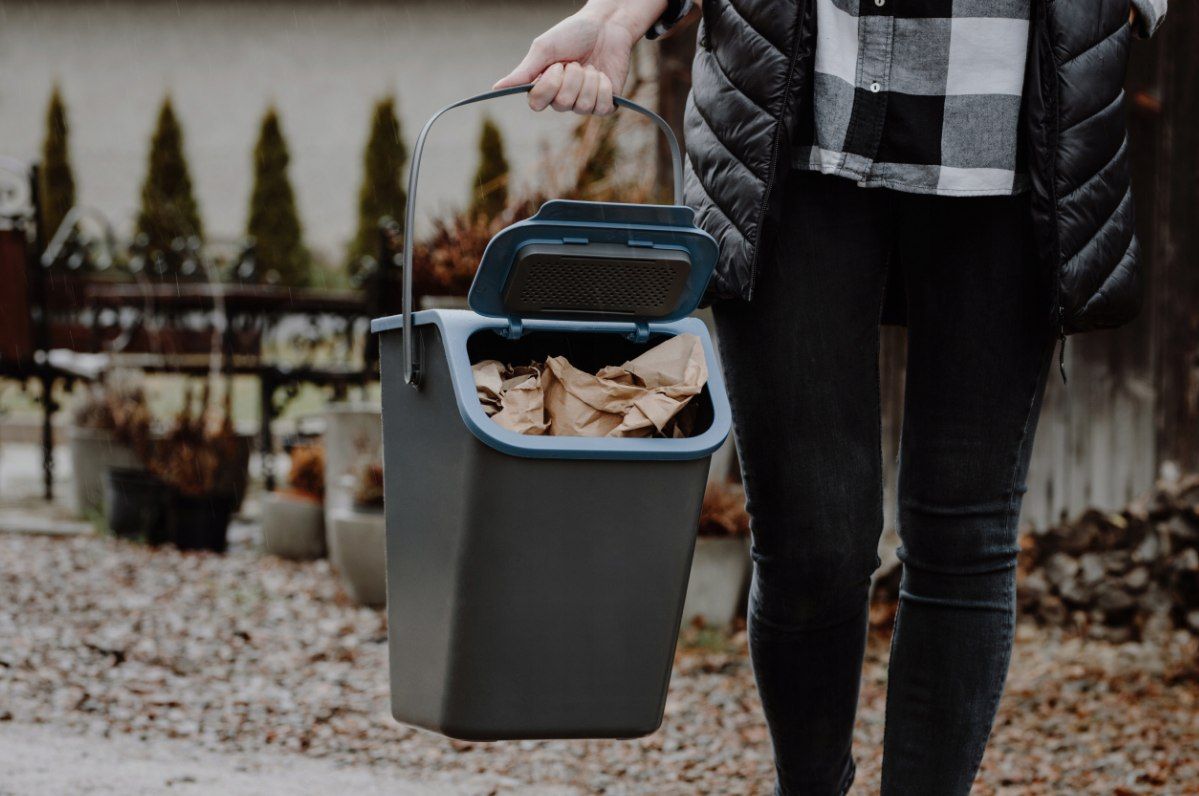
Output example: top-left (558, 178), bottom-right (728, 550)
top-left (0, 1), bottom-right (1196, 794)
top-left (1, 1), bottom-right (584, 255)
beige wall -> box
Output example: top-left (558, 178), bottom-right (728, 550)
top-left (0, 1), bottom-right (590, 260)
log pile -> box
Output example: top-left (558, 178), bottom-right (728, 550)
top-left (1018, 475), bottom-right (1199, 642)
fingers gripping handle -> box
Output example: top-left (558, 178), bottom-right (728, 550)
top-left (401, 83), bottom-right (685, 386)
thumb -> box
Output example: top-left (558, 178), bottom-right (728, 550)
top-left (494, 44), bottom-right (554, 89)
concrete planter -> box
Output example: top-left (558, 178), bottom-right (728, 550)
top-left (681, 535), bottom-right (751, 627)
top-left (321, 403), bottom-right (381, 527)
top-left (69, 426), bottom-right (141, 518)
top-left (327, 507), bottom-right (386, 607)
top-left (260, 492), bottom-right (326, 560)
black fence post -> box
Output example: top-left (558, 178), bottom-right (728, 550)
top-left (260, 370), bottom-right (278, 492)
top-left (27, 162), bottom-right (58, 502)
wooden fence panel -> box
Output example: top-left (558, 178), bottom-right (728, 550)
top-left (1146, 4), bottom-right (1199, 473)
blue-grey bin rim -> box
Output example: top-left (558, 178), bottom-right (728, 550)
top-left (371, 309), bottom-right (732, 461)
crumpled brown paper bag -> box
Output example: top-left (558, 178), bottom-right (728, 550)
top-left (471, 333), bottom-right (708, 438)
top-left (472, 361), bottom-right (549, 435)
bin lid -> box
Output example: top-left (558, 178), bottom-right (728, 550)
top-left (467, 200), bottom-right (719, 326)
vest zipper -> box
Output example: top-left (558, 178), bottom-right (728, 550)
top-left (1055, 293), bottom-right (1067, 384)
top-left (1057, 327), bottom-right (1068, 384)
top-left (1040, 0), bottom-right (1067, 387)
top-left (748, 0), bottom-right (811, 299)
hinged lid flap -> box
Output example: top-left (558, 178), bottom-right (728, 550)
top-left (467, 199), bottom-right (719, 325)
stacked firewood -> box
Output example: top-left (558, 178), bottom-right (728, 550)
top-left (1018, 474), bottom-right (1199, 642)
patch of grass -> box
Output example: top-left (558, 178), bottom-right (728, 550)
top-left (87, 508), bottom-right (110, 537)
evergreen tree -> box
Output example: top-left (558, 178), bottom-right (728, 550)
top-left (575, 115), bottom-right (619, 194)
top-left (469, 116), bottom-right (509, 221)
top-left (246, 107), bottom-right (309, 286)
top-left (137, 97), bottom-right (203, 253)
top-left (38, 86), bottom-right (76, 245)
top-left (346, 97), bottom-right (407, 274)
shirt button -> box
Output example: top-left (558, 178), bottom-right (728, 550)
top-left (869, 82), bottom-right (881, 93)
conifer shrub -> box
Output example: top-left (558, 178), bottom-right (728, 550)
top-left (136, 97), bottom-right (203, 255)
top-left (469, 116), bottom-right (509, 222)
top-left (246, 107), bottom-right (310, 286)
top-left (574, 115), bottom-right (619, 193)
top-left (346, 97), bottom-right (407, 276)
top-left (38, 86), bottom-right (76, 244)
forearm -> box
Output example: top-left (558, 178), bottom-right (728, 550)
top-left (496, 0), bottom-right (672, 112)
top-left (579, 0), bottom-right (670, 39)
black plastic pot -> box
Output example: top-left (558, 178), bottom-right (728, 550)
top-left (170, 492), bottom-right (237, 553)
top-left (219, 435), bottom-right (253, 511)
top-left (103, 467), bottom-right (170, 544)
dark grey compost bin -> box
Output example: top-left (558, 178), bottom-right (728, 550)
top-left (370, 86), bottom-right (732, 741)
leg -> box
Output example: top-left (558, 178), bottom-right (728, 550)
top-left (881, 192), bottom-right (1055, 795)
top-left (714, 172), bottom-right (892, 795)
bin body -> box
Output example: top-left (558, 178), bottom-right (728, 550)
top-left (377, 310), bottom-right (726, 739)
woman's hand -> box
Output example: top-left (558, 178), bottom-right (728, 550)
top-left (494, 0), bottom-right (668, 115)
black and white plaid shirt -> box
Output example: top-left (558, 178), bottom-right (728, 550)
top-left (791, 0), bottom-right (1166, 196)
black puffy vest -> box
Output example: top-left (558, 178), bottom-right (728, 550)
top-left (685, 0), bottom-right (1140, 334)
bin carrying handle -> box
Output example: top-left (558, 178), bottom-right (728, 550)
top-left (401, 83), bottom-right (686, 387)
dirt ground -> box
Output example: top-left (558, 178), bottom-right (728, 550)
top-left (1, 531), bottom-right (1196, 795)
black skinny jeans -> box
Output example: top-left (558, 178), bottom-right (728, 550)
top-left (713, 172), bottom-right (1056, 795)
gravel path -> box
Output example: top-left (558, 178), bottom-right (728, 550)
top-left (0, 721), bottom-right (532, 796)
top-left (1, 532), bottom-right (1196, 794)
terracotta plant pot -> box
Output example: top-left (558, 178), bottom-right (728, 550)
top-left (680, 535), bottom-right (751, 627)
top-left (70, 426), bottom-right (141, 518)
top-left (260, 491), bottom-right (326, 560)
top-left (327, 506), bottom-right (386, 607)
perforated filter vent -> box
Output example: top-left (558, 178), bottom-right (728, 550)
top-left (502, 243), bottom-right (691, 318)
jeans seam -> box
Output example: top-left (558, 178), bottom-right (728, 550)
top-left (1001, 333), bottom-right (1054, 542)
top-left (964, 331), bottom-right (1054, 781)
top-left (839, 757), bottom-right (857, 795)
top-left (873, 211), bottom-right (894, 549)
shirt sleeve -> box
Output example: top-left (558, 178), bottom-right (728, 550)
top-left (1131, 0), bottom-right (1166, 38)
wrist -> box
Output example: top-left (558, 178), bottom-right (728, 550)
top-left (582, 0), bottom-right (669, 39)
